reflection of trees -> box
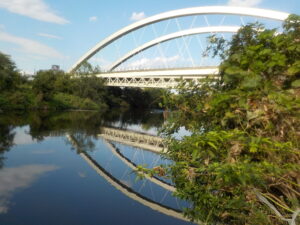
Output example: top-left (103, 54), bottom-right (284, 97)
top-left (0, 109), bottom-right (165, 163)
top-left (0, 124), bottom-right (15, 168)
top-left (66, 132), bottom-right (96, 154)
top-left (103, 109), bottom-right (164, 130)
top-left (0, 112), bottom-right (32, 168)
top-left (140, 112), bottom-right (164, 131)
top-left (27, 111), bottom-right (106, 140)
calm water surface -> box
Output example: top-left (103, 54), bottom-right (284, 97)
top-left (0, 110), bottom-right (193, 225)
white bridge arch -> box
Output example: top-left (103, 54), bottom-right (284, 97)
top-left (109, 26), bottom-right (240, 71)
top-left (69, 6), bottom-right (289, 88)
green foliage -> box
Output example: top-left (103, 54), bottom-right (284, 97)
top-left (75, 61), bottom-right (101, 75)
top-left (71, 75), bottom-right (108, 106)
top-left (104, 87), bottom-right (165, 110)
top-left (32, 69), bottom-right (64, 101)
top-left (0, 85), bottom-right (36, 111)
top-left (119, 87), bottom-right (165, 109)
top-left (0, 53), bottom-right (166, 112)
top-left (0, 52), bottom-right (21, 91)
top-left (31, 69), bottom-right (108, 110)
top-left (158, 15), bottom-right (300, 224)
top-left (167, 131), bottom-right (299, 224)
top-left (52, 93), bottom-right (102, 110)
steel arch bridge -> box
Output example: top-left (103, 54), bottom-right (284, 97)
top-left (69, 6), bottom-right (289, 88)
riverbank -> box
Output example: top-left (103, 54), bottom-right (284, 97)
top-left (0, 52), bottom-right (165, 112)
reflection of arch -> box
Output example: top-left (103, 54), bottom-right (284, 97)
top-left (69, 6), bottom-right (289, 73)
top-left (66, 134), bottom-right (187, 221)
top-left (79, 151), bottom-right (187, 221)
top-left (103, 140), bottom-right (175, 192)
top-left (109, 26), bottom-right (240, 71)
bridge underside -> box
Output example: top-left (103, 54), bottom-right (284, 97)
top-left (97, 67), bottom-right (219, 88)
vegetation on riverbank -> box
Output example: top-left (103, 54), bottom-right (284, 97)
top-left (0, 54), bottom-right (165, 111)
top-left (2, 12), bottom-right (299, 225)
top-left (144, 14), bottom-right (300, 225)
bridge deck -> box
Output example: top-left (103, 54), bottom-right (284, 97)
top-left (95, 67), bottom-right (219, 88)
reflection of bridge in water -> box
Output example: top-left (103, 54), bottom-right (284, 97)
top-left (103, 140), bottom-right (175, 192)
top-left (66, 133), bottom-right (186, 221)
top-left (99, 127), bottom-right (166, 153)
top-left (98, 127), bottom-right (175, 191)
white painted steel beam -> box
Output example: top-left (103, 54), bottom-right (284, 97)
top-left (109, 26), bottom-right (240, 71)
top-left (98, 67), bottom-right (219, 78)
top-left (102, 76), bottom-right (206, 88)
top-left (69, 6), bottom-right (289, 73)
top-left (96, 67), bottom-right (219, 88)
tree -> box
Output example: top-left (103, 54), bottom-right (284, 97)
top-left (71, 75), bottom-right (107, 106)
top-left (153, 15), bottom-right (300, 225)
top-left (75, 61), bottom-right (101, 75)
top-left (0, 52), bottom-right (21, 91)
top-left (32, 69), bottom-right (65, 101)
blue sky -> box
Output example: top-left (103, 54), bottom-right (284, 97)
top-left (0, 0), bottom-right (299, 73)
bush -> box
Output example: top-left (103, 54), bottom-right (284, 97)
top-left (0, 52), bottom-right (21, 91)
top-left (52, 93), bottom-right (107, 111)
top-left (0, 90), bottom-right (34, 110)
top-left (156, 15), bottom-right (300, 225)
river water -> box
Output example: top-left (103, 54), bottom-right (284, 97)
top-left (0, 110), bottom-right (193, 225)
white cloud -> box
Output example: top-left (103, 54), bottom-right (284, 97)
top-left (0, 30), bottom-right (65, 59)
top-left (89, 16), bottom-right (97, 22)
top-left (227, 0), bottom-right (262, 7)
top-left (0, 165), bottom-right (59, 214)
top-left (13, 131), bottom-right (34, 145)
top-left (37, 33), bottom-right (62, 40)
top-left (130, 12), bottom-right (146, 21)
top-left (0, 0), bottom-right (69, 24)
top-left (20, 70), bottom-right (34, 75)
top-left (128, 55), bottom-right (181, 69)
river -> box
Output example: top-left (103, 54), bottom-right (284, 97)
top-left (0, 110), bottom-right (194, 225)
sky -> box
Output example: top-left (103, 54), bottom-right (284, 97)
top-left (0, 0), bottom-right (299, 74)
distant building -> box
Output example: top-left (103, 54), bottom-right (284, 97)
top-left (51, 65), bottom-right (60, 71)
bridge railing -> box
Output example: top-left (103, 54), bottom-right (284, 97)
top-left (98, 127), bottom-right (166, 152)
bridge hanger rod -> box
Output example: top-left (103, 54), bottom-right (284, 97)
top-left (69, 6), bottom-right (289, 73)
top-left (109, 26), bottom-right (240, 71)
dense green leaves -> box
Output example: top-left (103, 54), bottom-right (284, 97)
top-left (158, 15), bottom-right (300, 225)
top-left (0, 53), bottom-right (165, 111)
top-left (0, 52), bottom-right (21, 91)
